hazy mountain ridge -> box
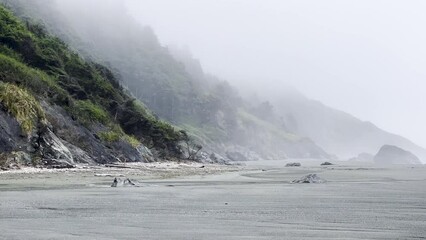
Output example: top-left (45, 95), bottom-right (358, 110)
top-left (274, 89), bottom-right (426, 163)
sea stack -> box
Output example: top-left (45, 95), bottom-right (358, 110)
top-left (374, 145), bottom-right (421, 165)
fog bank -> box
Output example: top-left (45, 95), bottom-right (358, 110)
top-left (126, 0), bottom-right (426, 148)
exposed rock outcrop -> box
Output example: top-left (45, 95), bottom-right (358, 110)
top-left (0, 101), bottom-right (157, 170)
top-left (292, 174), bottom-right (325, 184)
top-left (44, 103), bottom-right (154, 164)
top-left (0, 113), bottom-right (75, 169)
top-left (0, 110), bottom-right (27, 153)
top-left (374, 145), bottom-right (421, 165)
top-left (37, 126), bottom-right (75, 168)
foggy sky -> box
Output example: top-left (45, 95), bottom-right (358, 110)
top-left (125, 0), bottom-right (426, 148)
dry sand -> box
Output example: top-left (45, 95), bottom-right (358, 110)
top-left (0, 160), bottom-right (425, 239)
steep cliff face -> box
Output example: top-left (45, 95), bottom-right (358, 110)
top-left (0, 5), bottom-right (183, 169)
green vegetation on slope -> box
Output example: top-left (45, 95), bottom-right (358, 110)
top-left (0, 5), bottom-right (183, 158)
top-left (72, 100), bottom-right (109, 125)
top-left (0, 53), bottom-right (69, 104)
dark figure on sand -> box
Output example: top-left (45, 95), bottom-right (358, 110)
top-left (111, 178), bottom-right (118, 187)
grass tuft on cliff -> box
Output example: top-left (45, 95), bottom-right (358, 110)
top-left (0, 82), bottom-right (45, 134)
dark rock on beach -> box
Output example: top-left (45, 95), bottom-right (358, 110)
top-left (285, 162), bottom-right (301, 167)
top-left (292, 174), bottom-right (325, 184)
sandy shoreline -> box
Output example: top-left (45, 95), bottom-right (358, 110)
top-left (0, 161), bottom-right (242, 191)
top-left (1, 160), bottom-right (425, 239)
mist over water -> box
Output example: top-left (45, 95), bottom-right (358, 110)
top-left (125, 0), bottom-right (426, 149)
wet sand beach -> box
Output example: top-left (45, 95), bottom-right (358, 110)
top-left (1, 161), bottom-right (425, 239)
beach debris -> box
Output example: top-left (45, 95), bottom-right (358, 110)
top-left (124, 178), bottom-right (136, 186)
top-left (292, 174), bottom-right (325, 184)
top-left (95, 174), bottom-right (125, 177)
top-left (320, 161), bottom-right (333, 166)
top-left (110, 178), bottom-right (139, 187)
top-left (105, 164), bottom-right (132, 169)
top-left (285, 162), bottom-right (301, 167)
